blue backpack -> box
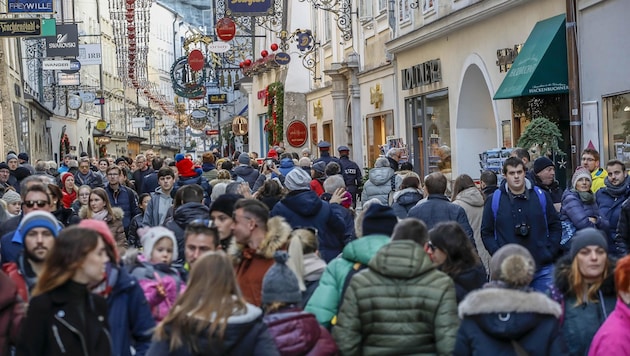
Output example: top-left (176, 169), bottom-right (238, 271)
top-left (491, 186), bottom-right (548, 241)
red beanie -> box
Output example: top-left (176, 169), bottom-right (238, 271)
top-left (79, 219), bottom-right (120, 262)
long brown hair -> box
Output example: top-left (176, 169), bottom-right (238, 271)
top-left (33, 226), bottom-right (102, 296)
top-left (87, 188), bottom-right (115, 218)
top-left (154, 251), bottom-right (247, 352)
top-left (570, 255), bottom-right (610, 306)
top-left (451, 174), bottom-right (476, 200)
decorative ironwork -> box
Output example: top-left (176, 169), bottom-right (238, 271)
top-left (280, 29), bottom-right (321, 81)
top-left (298, 0), bottom-right (353, 41)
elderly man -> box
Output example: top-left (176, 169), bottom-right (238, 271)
top-left (527, 156), bottom-right (562, 212)
top-left (386, 148), bottom-right (403, 171)
top-left (74, 157), bottom-right (104, 189)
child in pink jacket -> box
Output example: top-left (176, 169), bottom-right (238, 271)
top-left (127, 226), bottom-right (186, 322)
top-left (589, 255), bottom-right (630, 355)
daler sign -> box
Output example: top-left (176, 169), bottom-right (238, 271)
top-left (227, 0), bottom-right (272, 16)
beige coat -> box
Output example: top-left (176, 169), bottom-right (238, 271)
top-left (453, 187), bottom-right (490, 272)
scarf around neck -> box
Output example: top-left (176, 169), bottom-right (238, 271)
top-left (604, 175), bottom-right (630, 197)
top-left (92, 209), bottom-right (108, 221)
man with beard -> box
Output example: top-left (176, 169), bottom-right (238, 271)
top-left (1, 211), bottom-right (61, 301)
top-left (528, 157), bottom-right (563, 213)
top-left (596, 159), bottom-right (630, 256)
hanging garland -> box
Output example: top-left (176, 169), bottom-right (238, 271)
top-left (265, 82), bottom-right (284, 146)
top-left (60, 133), bottom-right (70, 155)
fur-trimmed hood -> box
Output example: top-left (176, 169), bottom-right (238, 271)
top-left (78, 204), bottom-right (124, 221)
top-left (459, 287), bottom-right (562, 339)
top-left (229, 216), bottom-right (292, 262)
top-left (554, 254), bottom-right (617, 297)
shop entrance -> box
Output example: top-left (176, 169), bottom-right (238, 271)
top-left (456, 63), bottom-right (496, 178)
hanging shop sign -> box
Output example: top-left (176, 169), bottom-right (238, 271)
top-left (8, 0), bottom-right (52, 13)
top-left (95, 119), bottom-right (107, 131)
top-left (207, 41), bottom-right (231, 53)
top-left (77, 43), bottom-right (102, 65)
top-left (170, 56), bottom-right (206, 99)
top-left (56, 72), bottom-right (80, 86)
top-left (187, 49), bottom-right (204, 71)
top-left (286, 120), bottom-right (308, 147)
top-left (232, 116), bottom-right (248, 136)
top-left (274, 52), bottom-right (291, 65)
top-left (45, 24), bottom-right (79, 57)
top-left (96, 137), bottom-right (111, 145)
top-left (61, 58), bottom-right (81, 74)
top-left (226, 0), bottom-right (272, 16)
top-left (0, 18), bottom-right (41, 37)
top-left (401, 59), bottom-right (441, 90)
top-left (42, 59), bottom-right (70, 70)
top-left (208, 94), bottom-right (227, 104)
top-left (215, 17), bottom-right (236, 41)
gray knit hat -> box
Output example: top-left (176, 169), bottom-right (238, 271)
top-left (284, 168), bottom-right (311, 191)
top-left (238, 152), bottom-right (251, 165)
top-left (262, 251), bottom-right (302, 305)
top-left (6, 153), bottom-right (17, 162)
top-left (489, 244), bottom-right (536, 288)
top-left (570, 228), bottom-right (608, 260)
top-left (1, 190), bottom-right (21, 204)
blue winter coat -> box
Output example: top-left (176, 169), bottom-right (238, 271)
top-left (106, 265), bottom-right (155, 356)
top-left (391, 188), bottom-right (423, 219)
top-left (408, 194), bottom-right (474, 240)
top-left (560, 189), bottom-right (609, 233)
top-left (173, 175), bottom-right (213, 206)
top-left (277, 158), bottom-right (295, 177)
top-left (232, 165), bottom-right (260, 190)
top-left (271, 190), bottom-right (346, 263)
top-left (106, 184), bottom-right (140, 231)
top-left (481, 181), bottom-right (562, 269)
top-left (596, 179), bottom-right (630, 254)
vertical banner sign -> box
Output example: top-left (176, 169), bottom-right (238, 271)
top-left (45, 24), bottom-right (79, 57)
top-left (7, 0), bottom-right (53, 13)
top-left (226, 0), bottom-right (272, 15)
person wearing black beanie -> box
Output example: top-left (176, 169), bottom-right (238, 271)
top-left (527, 156), bottom-right (562, 212)
top-left (209, 193), bottom-right (243, 250)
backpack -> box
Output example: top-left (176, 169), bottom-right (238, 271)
top-left (491, 186), bottom-right (548, 241)
top-left (131, 262), bottom-right (186, 322)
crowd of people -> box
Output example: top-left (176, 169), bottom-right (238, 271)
top-left (0, 143), bottom-right (630, 355)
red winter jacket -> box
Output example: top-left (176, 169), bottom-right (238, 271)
top-left (2, 262), bottom-right (29, 302)
top-left (0, 271), bottom-right (24, 355)
top-left (264, 309), bottom-right (339, 356)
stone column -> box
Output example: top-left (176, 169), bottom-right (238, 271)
top-left (324, 64), bottom-right (348, 153)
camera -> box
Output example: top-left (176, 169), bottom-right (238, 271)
top-left (514, 223), bottom-right (530, 237)
top-left (266, 160), bottom-right (275, 168)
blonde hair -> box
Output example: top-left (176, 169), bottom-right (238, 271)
top-left (286, 228), bottom-right (319, 292)
top-left (570, 255), bottom-right (610, 306)
top-left (154, 251), bottom-right (247, 352)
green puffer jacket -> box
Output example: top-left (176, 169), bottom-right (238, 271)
top-left (304, 234), bottom-right (390, 329)
top-left (332, 240), bottom-right (459, 356)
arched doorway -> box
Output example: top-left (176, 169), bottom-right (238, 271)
top-left (456, 62), bottom-right (498, 178)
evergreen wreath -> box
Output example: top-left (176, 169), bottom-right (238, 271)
top-left (265, 82), bottom-right (284, 146)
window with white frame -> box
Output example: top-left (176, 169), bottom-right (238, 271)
top-left (359, 0), bottom-right (373, 20)
top-left (399, 0), bottom-right (410, 22)
top-left (378, 0), bottom-right (387, 13)
top-left (323, 12), bottom-right (331, 42)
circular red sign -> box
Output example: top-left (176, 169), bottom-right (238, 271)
top-left (187, 49), bottom-right (205, 71)
top-left (286, 120), bottom-right (308, 147)
top-left (216, 17), bottom-right (236, 42)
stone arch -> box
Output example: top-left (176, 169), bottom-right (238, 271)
top-left (455, 54), bottom-right (500, 178)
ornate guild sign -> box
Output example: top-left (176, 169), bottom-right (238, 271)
top-left (232, 116), bottom-right (248, 136)
top-left (170, 56), bottom-right (207, 99)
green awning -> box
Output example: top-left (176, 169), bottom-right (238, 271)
top-left (494, 14), bottom-right (568, 100)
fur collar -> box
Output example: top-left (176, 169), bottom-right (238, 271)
top-left (229, 216), bottom-right (291, 262)
top-left (554, 255), bottom-right (617, 297)
top-left (458, 287), bottom-right (562, 319)
top-left (78, 205), bottom-right (124, 220)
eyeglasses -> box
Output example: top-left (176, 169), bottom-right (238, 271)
top-left (582, 157), bottom-right (595, 162)
top-left (427, 241), bottom-right (436, 252)
top-left (107, 173), bottom-right (119, 177)
top-left (23, 200), bottom-right (48, 208)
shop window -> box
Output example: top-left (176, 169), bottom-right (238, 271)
top-left (502, 120), bottom-right (512, 148)
top-left (604, 92), bottom-right (630, 166)
top-left (365, 113), bottom-right (394, 166)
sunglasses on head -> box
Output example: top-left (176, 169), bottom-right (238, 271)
top-left (23, 200), bottom-right (48, 208)
top-left (190, 219), bottom-right (214, 228)
top-left (427, 241), bottom-right (436, 252)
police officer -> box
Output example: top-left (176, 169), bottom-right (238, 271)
top-left (337, 145), bottom-right (362, 208)
top-left (314, 141), bottom-right (340, 166)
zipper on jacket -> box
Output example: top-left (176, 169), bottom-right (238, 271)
top-left (52, 324), bottom-right (66, 353)
top-left (55, 315), bottom-right (89, 356)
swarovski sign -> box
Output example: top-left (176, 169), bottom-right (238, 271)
top-left (45, 24), bottom-right (79, 57)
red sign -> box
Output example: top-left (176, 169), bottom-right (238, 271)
top-left (188, 50), bottom-right (205, 71)
top-left (205, 129), bottom-right (219, 136)
top-left (216, 17), bottom-right (236, 42)
top-left (286, 120), bottom-right (308, 147)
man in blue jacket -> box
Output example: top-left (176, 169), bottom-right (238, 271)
top-left (408, 172), bottom-right (475, 242)
top-left (481, 157), bottom-right (561, 292)
top-left (105, 165), bottom-right (140, 234)
top-left (596, 159), bottom-right (630, 256)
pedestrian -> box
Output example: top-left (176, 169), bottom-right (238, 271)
top-left (262, 251), bottom-right (338, 355)
top-left (16, 226), bottom-right (112, 356)
top-left (554, 228), bottom-right (616, 355)
top-left (60, 172), bottom-right (77, 209)
top-left (128, 193), bottom-right (151, 248)
top-left (148, 251), bottom-right (279, 355)
top-left (79, 187), bottom-right (126, 255)
top-left (286, 227), bottom-right (327, 307)
top-left (391, 175), bottom-right (424, 219)
top-left (455, 244), bottom-right (566, 355)
top-left (1, 190), bottom-right (22, 219)
top-left (361, 157), bottom-right (402, 205)
top-left (0, 270), bottom-right (24, 355)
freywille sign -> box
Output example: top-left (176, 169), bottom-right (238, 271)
top-left (0, 19), bottom-right (41, 37)
top-left (7, 0), bottom-right (53, 13)
top-left (46, 24), bottom-right (79, 57)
